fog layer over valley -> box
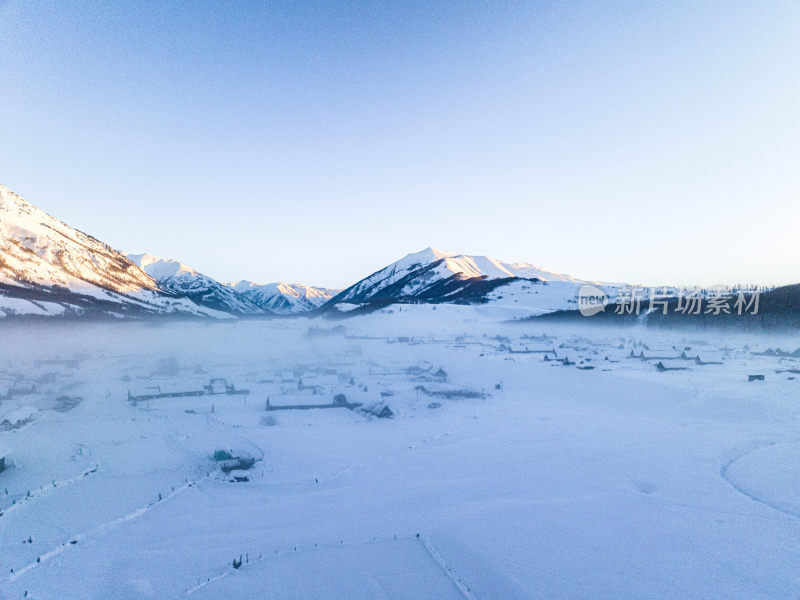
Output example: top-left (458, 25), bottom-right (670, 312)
top-left (1, 306), bottom-right (799, 599)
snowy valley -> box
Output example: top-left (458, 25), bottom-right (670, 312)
top-left (1, 185), bottom-right (799, 599)
top-left (3, 1), bottom-right (797, 597)
top-left (1, 309), bottom-right (800, 599)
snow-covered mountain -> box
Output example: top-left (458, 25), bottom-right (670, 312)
top-left (127, 254), bottom-right (264, 316)
top-left (324, 247), bottom-right (603, 314)
top-left (227, 281), bottom-right (337, 314)
top-left (0, 184), bottom-right (618, 320)
top-left (125, 254), bottom-right (336, 316)
top-left (0, 185), bottom-right (224, 319)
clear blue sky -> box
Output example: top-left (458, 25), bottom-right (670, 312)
top-left (1, 1), bottom-right (798, 288)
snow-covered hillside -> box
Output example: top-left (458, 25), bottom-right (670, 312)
top-left (325, 247), bottom-right (603, 313)
top-left (127, 254), bottom-right (265, 316)
top-left (228, 281), bottom-right (337, 314)
top-left (0, 185), bottom-right (223, 319)
top-left (0, 185), bottom-right (157, 294)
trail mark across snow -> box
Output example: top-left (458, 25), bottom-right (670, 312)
top-left (720, 439), bottom-right (800, 521)
top-left (5, 471), bottom-right (212, 583)
top-left (185, 534), bottom-right (478, 600)
top-left (0, 464), bottom-right (99, 518)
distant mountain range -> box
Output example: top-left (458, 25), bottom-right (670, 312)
top-left (126, 253), bottom-right (335, 316)
top-left (126, 253), bottom-right (265, 316)
top-left (228, 280), bottom-right (337, 314)
top-left (2, 184), bottom-right (794, 325)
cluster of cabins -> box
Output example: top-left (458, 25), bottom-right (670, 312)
top-left (266, 392), bottom-right (394, 419)
top-left (0, 376), bottom-right (38, 401)
top-left (0, 383), bottom-right (37, 476)
top-left (0, 361), bottom-right (82, 477)
top-left (1, 406), bottom-right (37, 431)
top-left (127, 378), bottom-right (250, 404)
top-left (126, 371), bottom-right (397, 419)
top-left (0, 444), bottom-right (10, 473)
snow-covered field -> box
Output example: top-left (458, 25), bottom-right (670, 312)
top-left (1, 306), bottom-right (799, 599)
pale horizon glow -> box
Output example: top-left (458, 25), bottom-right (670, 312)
top-left (1, 1), bottom-right (798, 289)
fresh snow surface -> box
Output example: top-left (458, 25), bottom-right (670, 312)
top-left (0, 297), bottom-right (67, 318)
top-left (1, 309), bottom-right (800, 599)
